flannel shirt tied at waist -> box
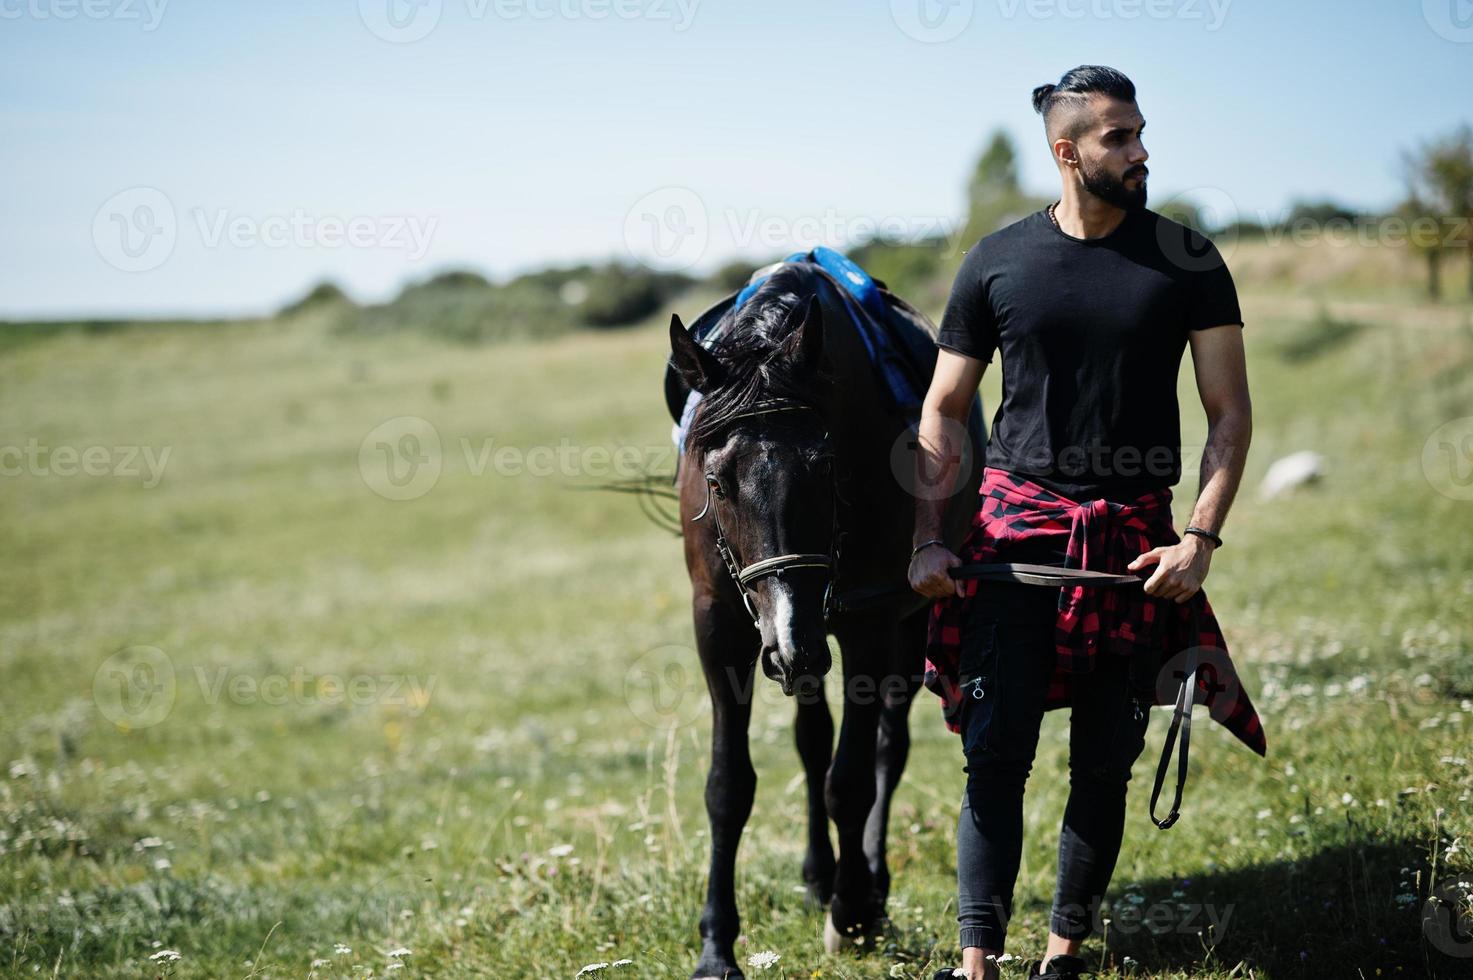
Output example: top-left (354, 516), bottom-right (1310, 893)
top-left (922, 466), bottom-right (1267, 758)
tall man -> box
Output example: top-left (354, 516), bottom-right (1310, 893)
top-left (909, 66), bottom-right (1254, 980)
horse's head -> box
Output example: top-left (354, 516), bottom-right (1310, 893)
top-left (670, 293), bottom-right (836, 695)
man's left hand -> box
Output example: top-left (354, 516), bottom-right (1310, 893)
top-left (1128, 535), bottom-right (1214, 602)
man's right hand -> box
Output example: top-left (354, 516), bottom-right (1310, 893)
top-left (908, 543), bottom-right (964, 599)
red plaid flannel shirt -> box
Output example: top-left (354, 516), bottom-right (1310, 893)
top-left (923, 467), bottom-right (1267, 757)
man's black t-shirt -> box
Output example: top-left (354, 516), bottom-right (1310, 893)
top-left (937, 206), bottom-right (1243, 504)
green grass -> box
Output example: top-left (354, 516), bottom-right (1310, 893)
top-left (2, 277), bottom-right (1472, 979)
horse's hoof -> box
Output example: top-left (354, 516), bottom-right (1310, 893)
top-left (824, 907), bottom-right (892, 954)
top-left (824, 909), bottom-right (854, 953)
top-left (690, 954), bottom-right (744, 980)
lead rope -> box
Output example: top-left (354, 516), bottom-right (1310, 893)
top-left (1148, 593), bottom-right (1202, 830)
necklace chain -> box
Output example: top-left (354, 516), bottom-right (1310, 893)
top-left (1048, 201), bottom-right (1060, 228)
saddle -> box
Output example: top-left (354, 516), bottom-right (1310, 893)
top-left (663, 246), bottom-right (975, 462)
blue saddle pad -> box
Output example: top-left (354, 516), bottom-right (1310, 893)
top-left (667, 248), bottom-right (942, 461)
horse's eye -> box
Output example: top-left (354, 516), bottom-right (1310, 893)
top-left (706, 474), bottom-right (725, 499)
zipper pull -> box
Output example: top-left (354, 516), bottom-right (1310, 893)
top-left (966, 676), bottom-right (986, 700)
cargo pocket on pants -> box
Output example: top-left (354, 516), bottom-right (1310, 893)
top-left (959, 617), bottom-right (1002, 761)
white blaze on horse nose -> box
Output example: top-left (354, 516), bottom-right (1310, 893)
top-left (770, 582), bottom-right (799, 658)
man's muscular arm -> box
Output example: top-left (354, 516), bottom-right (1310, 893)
top-left (1128, 324), bottom-right (1252, 601)
top-left (909, 348), bottom-right (986, 599)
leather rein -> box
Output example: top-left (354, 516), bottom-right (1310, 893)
top-left (690, 399), bottom-right (843, 627)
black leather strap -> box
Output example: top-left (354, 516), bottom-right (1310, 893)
top-left (1148, 595), bottom-right (1202, 830)
top-left (1183, 525), bottom-right (1222, 549)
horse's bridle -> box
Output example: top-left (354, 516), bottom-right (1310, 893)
top-left (691, 399), bottom-right (843, 627)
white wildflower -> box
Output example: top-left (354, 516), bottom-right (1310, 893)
top-left (548, 843), bottom-right (575, 857)
top-left (149, 950), bottom-right (182, 962)
top-left (576, 963), bottom-right (610, 976)
top-left (747, 950), bottom-right (781, 970)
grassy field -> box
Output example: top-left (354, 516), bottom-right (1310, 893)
top-left (3, 258), bottom-right (1473, 979)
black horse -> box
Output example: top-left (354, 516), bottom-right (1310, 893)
top-left (667, 264), bottom-right (985, 979)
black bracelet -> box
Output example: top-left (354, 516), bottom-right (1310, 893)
top-left (1184, 526), bottom-right (1223, 549)
top-left (910, 538), bottom-right (946, 559)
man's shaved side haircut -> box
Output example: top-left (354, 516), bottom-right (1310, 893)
top-left (1031, 65), bottom-right (1137, 141)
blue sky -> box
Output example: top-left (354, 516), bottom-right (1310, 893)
top-left (1, 0), bottom-right (1469, 318)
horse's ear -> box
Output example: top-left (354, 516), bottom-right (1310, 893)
top-left (669, 314), bottom-right (726, 394)
top-left (778, 295), bottom-right (825, 376)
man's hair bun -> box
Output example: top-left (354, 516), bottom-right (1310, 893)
top-left (1031, 83), bottom-right (1056, 114)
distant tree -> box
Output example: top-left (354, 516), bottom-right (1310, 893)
top-left (1401, 124), bottom-right (1473, 300)
top-left (963, 130), bottom-right (1042, 244)
top-left (1283, 199), bottom-right (1362, 227)
top-left (1397, 191), bottom-right (1446, 299)
top-left (712, 258), bottom-right (765, 292)
top-left (968, 130), bottom-right (1020, 209)
top-left (579, 264), bottom-right (694, 327)
top-left (277, 281), bottom-right (353, 318)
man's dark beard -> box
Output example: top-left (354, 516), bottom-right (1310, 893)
top-left (1081, 159), bottom-right (1148, 209)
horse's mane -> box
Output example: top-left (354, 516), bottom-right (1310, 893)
top-left (685, 269), bottom-right (835, 453)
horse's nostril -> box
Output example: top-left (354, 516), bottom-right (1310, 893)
top-left (759, 647), bottom-right (785, 682)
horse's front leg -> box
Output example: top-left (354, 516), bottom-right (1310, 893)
top-left (691, 592), bottom-right (760, 980)
top-left (862, 607), bottom-right (926, 908)
top-left (794, 672), bottom-right (836, 907)
top-left (823, 613), bottom-right (895, 952)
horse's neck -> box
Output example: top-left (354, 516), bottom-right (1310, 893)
top-left (820, 310), bottom-right (888, 454)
